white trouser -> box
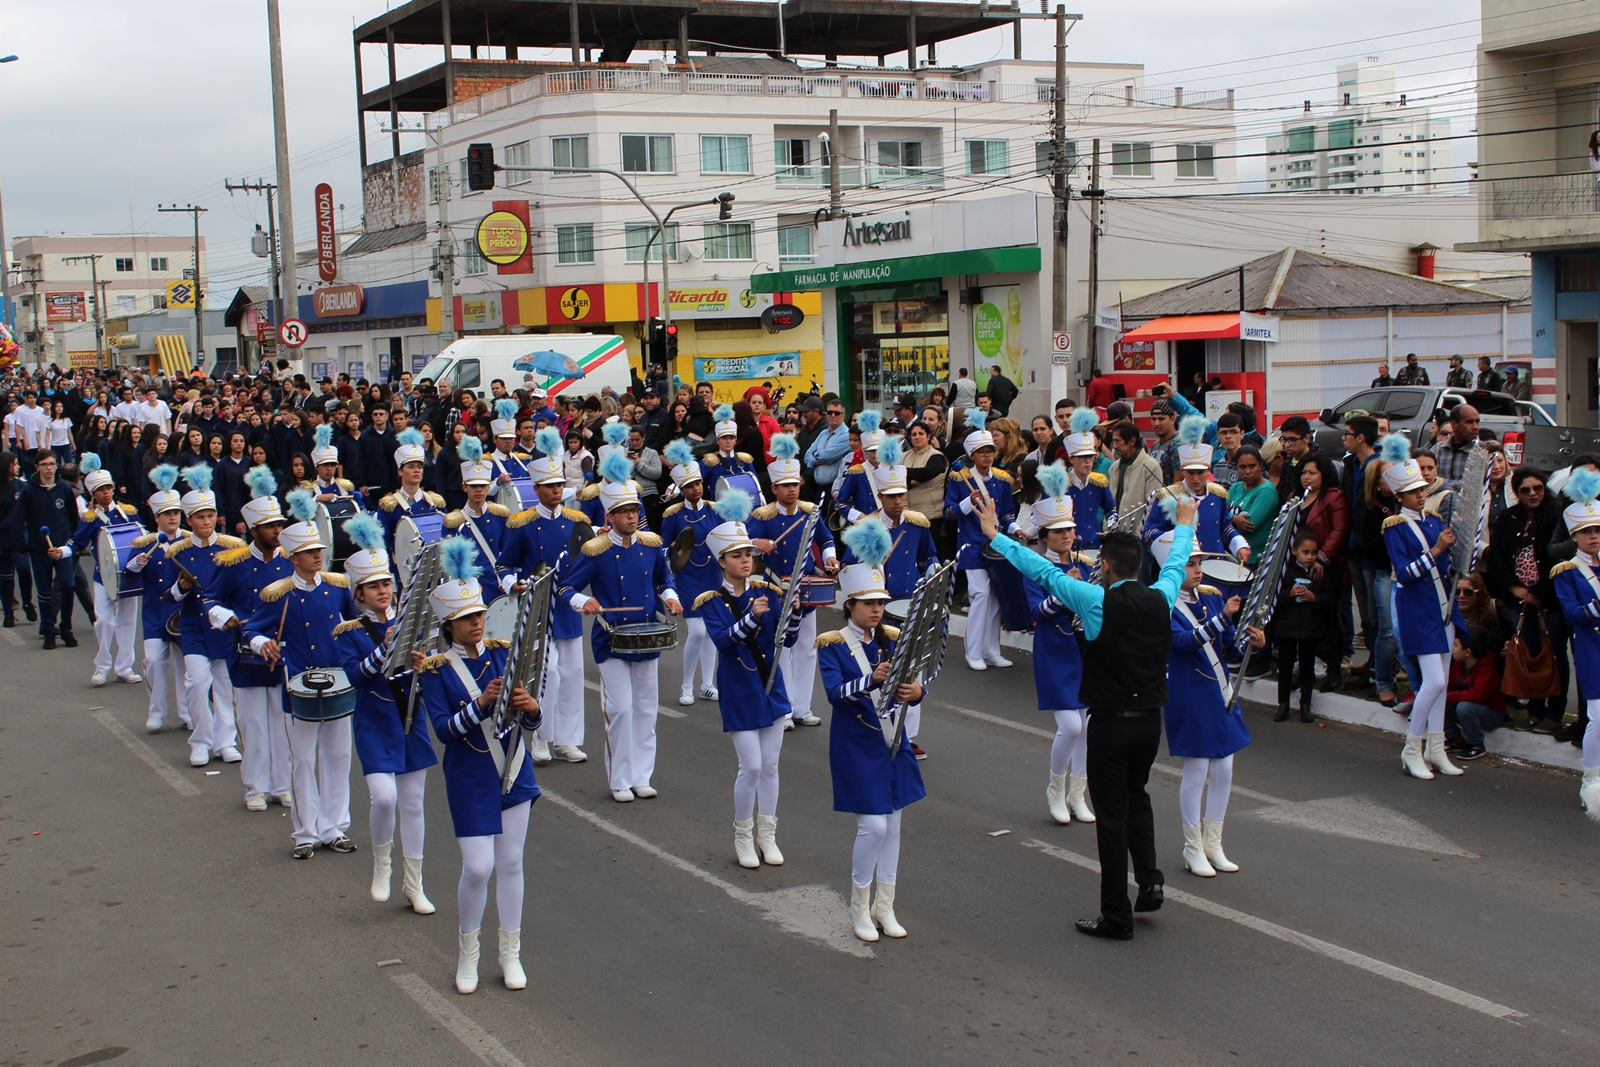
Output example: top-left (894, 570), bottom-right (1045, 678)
top-left (1586, 699), bottom-right (1600, 770)
top-left (778, 611), bottom-right (819, 719)
top-left (367, 769), bottom-right (428, 859)
top-left (964, 568), bottom-right (1000, 662)
top-left (91, 583), bottom-right (139, 676)
top-left (1179, 755), bottom-right (1235, 827)
top-left (903, 702), bottom-right (923, 742)
top-left (730, 722), bottom-right (785, 821)
top-left (682, 616), bottom-right (718, 690)
top-left (457, 799), bottom-right (531, 935)
top-left (286, 715), bottom-right (353, 847)
top-left (853, 810), bottom-right (904, 888)
top-left (143, 637), bottom-right (189, 725)
top-left (235, 685), bottom-right (291, 799)
top-left (536, 636), bottom-right (586, 747)
top-left (183, 654), bottom-right (236, 755)
top-left (598, 656), bottom-right (659, 792)
top-left (1049, 708), bottom-right (1088, 778)
top-left (1407, 652), bottom-right (1449, 738)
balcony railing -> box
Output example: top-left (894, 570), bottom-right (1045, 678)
top-left (775, 165), bottom-right (945, 190)
top-left (1484, 172), bottom-right (1600, 219)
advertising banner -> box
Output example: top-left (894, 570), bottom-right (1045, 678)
top-left (695, 352), bottom-right (802, 381)
top-left (315, 183), bottom-right (337, 282)
top-left (480, 201), bottom-right (532, 274)
top-left (46, 292), bottom-right (87, 323)
top-left (1113, 339), bottom-right (1156, 371)
top-left (972, 285), bottom-right (1025, 380)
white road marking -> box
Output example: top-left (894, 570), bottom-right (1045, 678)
top-left (583, 679), bottom-right (686, 718)
top-left (542, 789), bottom-right (873, 957)
top-left (1023, 838), bottom-right (1523, 1022)
top-left (0, 628), bottom-right (21, 646)
top-left (1254, 794), bottom-right (1477, 858)
top-left (91, 710), bottom-right (201, 797)
top-left (389, 971), bottom-right (529, 1067)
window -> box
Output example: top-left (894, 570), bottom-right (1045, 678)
top-left (624, 223), bottom-right (679, 264)
top-left (454, 358), bottom-right (481, 391)
top-left (700, 135), bottom-right (750, 174)
top-left (505, 140), bottom-right (531, 185)
top-left (1034, 140), bottom-right (1078, 175)
top-left (877, 140), bottom-right (923, 169)
top-left (965, 139), bottom-right (1008, 175)
top-left (702, 222), bottom-right (753, 261)
top-left (114, 257), bottom-right (134, 272)
top-left (152, 291), bottom-right (167, 309)
top-left (1382, 390), bottom-right (1426, 420)
top-left (150, 257), bottom-right (169, 272)
top-left (777, 224), bottom-right (814, 264)
top-left (1175, 143), bottom-right (1214, 178)
top-left (1329, 120), bottom-right (1356, 150)
top-left (552, 135), bottom-right (589, 173)
top-left (427, 166), bottom-right (451, 202)
top-left (779, 138), bottom-right (808, 166)
top-left (556, 224), bottom-right (595, 265)
top-left (1559, 255), bottom-right (1599, 293)
top-left (464, 241), bottom-right (488, 276)
top-left (621, 134), bottom-right (673, 173)
top-left (1286, 126), bottom-right (1316, 154)
top-left (1111, 141), bottom-right (1152, 177)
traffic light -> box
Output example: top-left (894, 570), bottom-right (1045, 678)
top-left (466, 143), bottom-right (496, 191)
top-left (646, 318), bottom-right (666, 364)
top-left (664, 321), bottom-right (679, 363)
top-left (717, 192), bottom-right (735, 221)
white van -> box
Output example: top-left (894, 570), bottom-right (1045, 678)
top-left (414, 334), bottom-right (633, 402)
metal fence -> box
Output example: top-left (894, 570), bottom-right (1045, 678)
top-left (1484, 172), bottom-right (1600, 219)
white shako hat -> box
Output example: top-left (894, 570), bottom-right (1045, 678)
top-left (1150, 528), bottom-right (1198, 568)
top-left (490, 398), bottom-right (519, 439)
top-left (240, 465), bottom-right (285, 529)
top-left (596, 451), bottom-right (640, 513)
top-left (837, 516), bottom-right (892, 601)
top-left (147, 464), bottom-right (183, 515)
top-left (1064, 408), bottom-right (1101, 457)
top-left (870, 436), bottom-right (908, 496)
top-left (393, 428), bottom-right (426, 468)
top-left (430, 539), bottom-right (487, 622)
top-left (767, 432), bottom-right (802, 486)
top-left (311, 423), bottom-right (339, 468)
top-left (80, 452), bottom-right (114, 494)
top-left (1031, 461), bottom-right (1076, 531)
top-left (528, 427), bottom-right (566, 485)
top-left (1378, 434), bottom-right (1427, 496)
top-left (963, 409), bottom-right (995, 455)
top-left (457, 435), bottom-right (493, 486)
top-left (1176, 415), bottom-right (1212, 471)
top-left (706, 487), bottom-right (754, 557)
top-left (341, 512), bottom-right (393, 586)
top-left (279, 490), bottom-right (327, 555)
top-left (857, 410), bottom-right (884, 453)
top-left (1562, 466), bottom-right (1600, 533)
top-left (179, 464), bottom-right (217, 516)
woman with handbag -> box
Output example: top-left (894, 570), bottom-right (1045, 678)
top-left (1484, 468), bottom-right (1569, 732)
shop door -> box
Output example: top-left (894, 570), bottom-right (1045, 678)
top-left (848, 293), bottom-right (949, 415)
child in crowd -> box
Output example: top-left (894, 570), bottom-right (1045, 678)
top-left (1273, 529), bottom-right (1336, 723)
top-left (1444, 624), bottom-right (1504, 761)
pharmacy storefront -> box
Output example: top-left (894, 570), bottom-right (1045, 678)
top-left (751, 192), bottom-right (1045, 416)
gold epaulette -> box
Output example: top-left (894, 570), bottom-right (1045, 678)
top-left (379, 494), bottom-right (398, 511)
top-left (443, 510), bottom-right (468, 529)
top-left (993, 470), bottom-right (1014, 484)
top-left (882, 624), bottom-right (901, 641)
top-left (815, 630), bottom-right (846, 648)
top-left (216, 534), bottom-right (245, 549)
top-left (562, 507), bottom-right (587, 522)
top-left (81, 509), bottom-right (101, 523)
top-left (663, 501), bottom-right (685, 519)
top-left (582, 533), bottom-right (611, 556)
top-left (511, 451), bottom-right (533, 461)
top-left (487, 503), bottom-right (510, 518)
top-left (161, 536), bottom-right (193, 555)
top-left (736, 452), bottom-right (753, 464)
top-left (797, 500), bottom-right (816, 513)
top-left (260, 576), bottom-right (293, 602)
top-left (426, 492), bottom-right (446, 508)
top-left (1088, 472), bottom-right (1109, 487)
top-left (1208, 482), bottom-right (1229, 498)
top-left (752, 578), bottom-right (784, 594)
top-left (948, 468), bottom-right (970, 482)
top-left (578, 483), bottom-right (601, 501)
top-left (419, 653), bottom-right (450, 673)
top-left (636, 531), bottom-right (662, 548)
top-left (1197, 585), bottom-right (1222, 597)
top-left (131, 532), bottom-right (160, 548)
top-left (331, 619), bottom-right (366, 637)
top-left (506, 508), bottom-right (536, 529)
top-left (847, 463), bottom-right (865, 475)
top-left (337, 479), bottom-right (354, 492)
top-left (703, 454), bottom-right (721, 467)
top-left (692, 590), bottom-right (721, 610)
top-left (322, 572), bottom-right (350, 587)
top-left (216, 546), bottom-right (252, 566)
top-left (485, 638), bottom-right (510, 650)
top-left (1382, 515), bottom-right (1409, 530)
top-left (1551, 560), bottom-right (1578, 578)
top-left (751, 503), bottom-right (778, 521)
top-left (903, 509), bottom-right (930, 528)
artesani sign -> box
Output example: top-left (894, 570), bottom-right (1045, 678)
top-left (840, 218), bottom-right (912, 247)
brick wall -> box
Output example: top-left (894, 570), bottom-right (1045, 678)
top-left (452, 73), bottom-right (529, 101)
top-left (362, 150), bottom-right (426, 231)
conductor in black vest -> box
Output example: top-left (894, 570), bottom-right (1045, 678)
top-left (977, 494), bottom-right (1199, 940)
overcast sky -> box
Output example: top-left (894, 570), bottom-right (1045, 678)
top-left (0, 0), bottom-right (1478, 299)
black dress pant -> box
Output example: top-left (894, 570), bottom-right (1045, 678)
top-left (1278, 638), bottom-right (1318, 706)
top-left (1085, 709), bottom-right (1165, 934)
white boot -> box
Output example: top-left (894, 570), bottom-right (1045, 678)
top-left (1182, 823), bottom-right (1216, 877)
top-left (850, 883), bottom-right (879, 942)
top-left (1401, 735), bottom-right (1434, 780)
top-left (455, 928), bottom-right (480, 994)
top-left (402, 856), bottom-right (436, 914)
top-left (1426, 732), bottom-right (1464, 776)
top-left (370, 841), bottom-right (393, 902)
top-left (1580, 767), bottom-right (1600, 822)
top-left (754, 813), bottom-right (784, 865)
top-left (530, 735), bottom-right (552, 764)
top-left (734, 818), bottom-right (759, 869)
top-left (1067, 775), bottom-right (1096, 823)
top-left (1202, 819), bottom-right (1238, 873)
top-left (871, 881), bottom-right (907, 938)
top-left (498, 928), bottom-right (527, 990)
top-left (1046, 772), bottom-right (1071, 825)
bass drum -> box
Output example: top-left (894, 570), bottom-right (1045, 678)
top-left (97, 525), bottom-right (148, 600)
top-left (314, 498), bottom-right (363, 569)
top-left (483, 595), bottom-right (519, 643)
top-left (392, 512), bottom-right (447, 588)
top-left (884, 598), bottom-right (912, 625)
top-left (1199, 557), bottom-right (1252, 603)
top-left (497, 479), bottom-right (538, 513)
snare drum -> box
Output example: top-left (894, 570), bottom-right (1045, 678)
top-left (236, 636), bottom-right (273, 670)
top-left (608, 622), bottom-right (678, 653)
top-left (884, 598), bottom-right (912, 625)
top-left (393, 512), bottom-right (447, 586)
top-left (286, 668), bottom-right (356, 722)
top-left (799, 576), bottom-right (838, 608)
top-left (483, 596), bottom-right (519, 643)
top-left (496, 479), bottom-right (537, 513)
top-left (315, 498), bottom-right (363, 567)
top-left (97, 525), bottom-right (148, 600)
top-left (719, 472), bottom-right (765, 507)
top-left (1199, 557), bottom-right (1253, 602)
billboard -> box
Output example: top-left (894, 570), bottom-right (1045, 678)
top-left (46, 292), bottom-right (86, 323)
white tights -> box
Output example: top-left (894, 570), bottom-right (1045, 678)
top-left (731, 722), bottom-right (785, 821)
top-left (683, 617), bottom-right (717, 690)
top-left (366, 770), bottom-right (427, 859)
top-left (456, 800), bottom-right (531, 935)
top-left (1049, 708), bottom-right (1087, 777)
top-left (852, 810), bottom-right (903, 888)
top-left (1408, 652), bottom-right (1449, 738)
top-left (1179, 756), bottom-right (1234, 827)
top-left (1586, 699), bottom-right (1600, 770)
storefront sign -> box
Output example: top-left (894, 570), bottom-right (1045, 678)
top-left (751, 245), bottom-right (1041, 293)
top-left (460, 295), bottom-right (503, 330)
top-left (761, 304), bottom-right (804, 331)
top-left (109, 333), bottom-right (138, 348)
top-left (668, 286), bottom-right (772, 319)
top-left (68, 350), bottom-right (100, 370)
top-left (313, 284), bottom-right (365, 318)
top-left (46, 292), bottom-right (87, 323)
top-left (696, 352), bottom-right (801, 381)
top-left (972, 286), bottom-right (1026, 379)
top-left (1113, 339), bottom-right (1156, 371)
top-left (556, 287), bottom-right (592, 321)
top-left (476, 209), bottom-right (530, 266)
top-left (1095, 305), bottom-right (1122, 332)
top-left (166, 280), bottom-right (196, 310)
top-left (1239, 312), bottom-right (1280, 343)
top-left (840, 217), bottom-right (912, 247)
top-left (315, 183), bottom-right (337, 282)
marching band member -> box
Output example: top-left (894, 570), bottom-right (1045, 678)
top-left (244, 490), bottom-right (357, 859)
top-left (699, 489), bottom-right (801, 867)
top-left (377, 428), bottom-right (446, 559)
top-left (503, 427), bottom-right (589, 764)
top-left (417, 538), bottom-right (541, 994)
top-left (701, 404), bottom-right (759, 503)
top-left (596, 419), bottom-right (629, 465)
top-left (661, 439), bottom-right (721, 706)
top-left (557, 453), bottom-right (683, 803)
top-left (204, 466), bottom-right (293, 812)
top-left (488, 399), bottom-right (532, 484)
top-left (167, 465), bottom-right (247, 768)
top-left (817, 523), bottom-right (924, 942)
top-left (334, 513), bottom-right (438, 912)
top-left (445, 436), bottom-right (514, 604)
top-left (1379, 434), bottom-right (1464, 781)
top-left (311, 424), bottom-right (363, 506)
top-left (748, 432), bottom-right (839, 728)
top-left (835, 411), bottom-right (884, 523)
top-left (1022, 462), bottom-right (1096, 825)
top-left (1062, 410), bottom-right (1117, 549)
top-left (1551, 469), bottom-right (1600, 821)
top-left (944, 410), bottom-right (1017, 672)
top-left (1153, 529), bottom-right (1262, 877)
top-left (126, 465), bottom-right (190, 732)
top-left (1141, 417), bottom-right (1252, 562)
top-left (70, 452), bottom-right (143, 686)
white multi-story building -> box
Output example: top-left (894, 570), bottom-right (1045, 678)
top-left (1266, 59), bottom-right (1452, 195)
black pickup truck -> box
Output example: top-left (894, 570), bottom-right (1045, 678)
top-left (1314, 386), bottom-right (1600, 472)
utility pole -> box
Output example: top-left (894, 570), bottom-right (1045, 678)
top-left (1085, 139), bottom-right (1103, 376)
top-left (432, 123), bottom-right (455, 345)
top-left (224, 179), bottom-right (281, 324)
top-left (61, 254), bottom-right (105, 366)
top-left (158, 204), bottom-right (207, 372)
top-left (14, 264), bottom-right (41, 366)
top-left (1050, 5), bottom-right (1069, 392)
top-left (826, 109), bottom-right (843, 220)
top-left (266, 0), bottom-right (298, 331)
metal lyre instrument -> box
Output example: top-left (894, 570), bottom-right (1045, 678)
top-left (1225, 495), bottom-right (1303, 706)
top-left (1442, 443), bottom-right (1491, 619)
top-left (1087, 499), bottom-right (1150, 582)
top-left (491, 566), bottom-right (557, 793)
top-left (385, 541), bottom-right (445, 733)
top-left (766, 504), bottom-right (822, 693)
top-left (877, 560), bottom-right (958, 757)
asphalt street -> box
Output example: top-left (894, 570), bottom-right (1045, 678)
top-left (4, 613), bottom-right (1600, 1067)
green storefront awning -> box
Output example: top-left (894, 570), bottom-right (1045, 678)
top-left (750, 244), bottom-right (1042, 293)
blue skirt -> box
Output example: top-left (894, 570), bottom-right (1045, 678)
top-left (829, 698), bottom-right (926, 814)
top-left (352, 693), bottom-right (440, 776)
top-left (1164, 698), bottom-right (1252, 759)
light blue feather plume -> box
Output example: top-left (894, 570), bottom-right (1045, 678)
top-left (285, 488), bottom-right (318, 523)
top-left (1070, 407), bottom-right (1099, 434)
top-left (397, 428), bottom-right (424, 448)
top-left (878, 435), bottom-right (905, 467)
top-left (599, 451), bottom-right (634, 484)
top-left (150, 464), bottom-right (180, 493)
top-left (457, 435), bottom-right (483, 462)
top-left (1159, 491), bottom-right (1180, 520)
top-left (342, 512), bottom-right (386, 554)
top-left (495, 398), bottom-right (518, 421)
top-left (180, 464), bottom-right (213, 493)
top-left (1378, 433), bottom-right (1411, 466)
top-left (858, 410), bottom-right (880, 433)
top-left (603, 420), bottom-right (629, 447)
top-left (1564, 466), bottom-right (1600, 504)
top-left (441, 537), bottom-right (482, 581)
top-left (80, 452), bottom-right (102, 474)
top-left (1037, 461), bottom-right (1069, 500)
top-left (712, 486), bottom-right (753, 524)
top-left (714, 403), bottom-right (734, 423)
top-left (536, 427), bottom-right (562, 455)
top-left (315, 423), bottom-right (333, 449)
top-left (1179, 415), bottom-right (1207, 447)
top-left (841, 517), bottom-right (892, 568)
top-left (967, 409), bottom-right (987, 432)
top-left (243, 464), bottom-right (278, 500)
top-left (770, 433), bottom-right (799, 461)
top-left (664, 439), bottom-right (696, 467)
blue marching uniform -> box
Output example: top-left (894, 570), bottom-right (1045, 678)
top-left (502, 503), bottom-right (588, 642)
top-left (1065, 473), bottom-right (1117, 549)
top-left (242, 573), bottom-right (355, 707)
top-left (944, 467), bottom-right (1017, 568)
top-left (130, 530), bottom-right (183, 640)
top-left (488, 450), bottom-right (532, 484)
top-left (1024, 553), bottom-right (1091, 711)
top-left (699, 580), bottom-right (795, 732)
top-left (444, 503), bottom-right (514, 603)
top-left (1141, 485), bottom-right (1247, 556)
top-left (818, 625), bottom-right (927, 815)
top-left (166, 533), bottom-right (248, 660)
top-left (204, 543), bottom-right (293, 689)
top-left (335, 614), bottom-right (440, 776)
top-left (1382, 512), bottom-right (1452, 656)
top-left (659, 499), bottom-right (721, 620)
top-left (1553, 558), bottom-right (1600, 697)
top-left (376, 488), bottom-right (446, 560)
top-left (748, 500), bottom-right (834, 600)
top-left (1164, 587), bottom-right (1252, 759)
top-left (701, 450), bottom-right (759, 503)
top-left (558, 530), bottom-right (675, 664)
top-left (420, 641), bottom-right (540, 837)
top-left (69, 501), bottom-right (142, 590)
top-left (840, 511), bottom-right (938, 599)
top-left (313, 477), bottom-right (365, 509)
top-left (835, 463), bottom-right (881, 521)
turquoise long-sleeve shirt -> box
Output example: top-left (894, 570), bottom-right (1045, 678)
top-left (1168, 392), bottom-right (1219, 446)
top-left (986, 524), bottom-right (1195, 640)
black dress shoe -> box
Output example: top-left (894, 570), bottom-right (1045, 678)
top-left (2, 613), bottom-right (13, 628)
top-left (1299, 703), bottom-right (1315, 724)
top-left (1318, 670), bottom-right (1343, 693)
top-left (1134, 884), bottom-right (1164, 913)
top-left (60, 632), bottom-right (77, 648)
top-left (23, 602), bottom-right (37, 622)
top-left (42, 636), bottom-right (56, 650)
top-left (1274, 703), bottom-right (1291, 722)
top-left (1075, 916), bottom-right (1134, 941)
